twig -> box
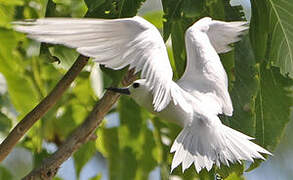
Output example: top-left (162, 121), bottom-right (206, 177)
top-left (22, 70), bottom-right (136, 180)
top-left (0, 55), bottom-right (89, 162)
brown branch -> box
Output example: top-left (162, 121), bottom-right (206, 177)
top-left (0, 55), bottom-right (89, 162)
top-left (22, 70), bottom-right (136, 180)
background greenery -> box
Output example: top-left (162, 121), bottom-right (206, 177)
top-left (0, 0), bottom-right (293, 179)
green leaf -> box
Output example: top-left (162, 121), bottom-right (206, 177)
top-left (43, 72), bottom-right (95, 142)
top-left (0, 0), bottom-right (23, 6)
top-left (182, 0), bottom-right (204, 18)
top-left (100, 65), bottom-right (127, 86)
top-left (0, 112), bottom-right (12, 133)
top-left (85, 0), bottom-right (146, 18)
top-left (198, 168), bottom-right (215, 180)
top-left (0, 5), bottom-right (14, 28)
top-left (96, 127), bottom-right (121, 180)
top-left (161, 0), bottom-right (183, 41)
top-left (254, 65), bottom-right (293, 150)
top-left (96, 96), bottom-right (158, 180)
top-left (170, 20), bottom-right (187, 78)
top-left (118, 96), bottom-right (157, 179)
top-left (250, 0), bottom-right (293, 78)
top-left (225, 172), bottom-right (245, 180)
top-left (229, 37), bottom-right (293, 172)
top-left (227, 36), bottom-right (258, 136)
top-left (268, 0), bottom-right (293, 78)
top-left (143, 11), bottom-right (164, 29)
top-left (33, 149), bottom-right (51, 168)
top-left (53, 177), bottom-right (63, 180)
top-left (0, 29), bottom-right (39, 116)
top-left (52, 0), bottom-right (87, 17)
top-left (216, 163), bottom-right (245, 179)
top-left (0, 166), bottom-right (13, 180)
top-left (116, 0), bottom-right (146, 18)
top-left (84, 0), bottom-right (105, 13)
top-left (49, 45), bottom-right (79, 70)
top-left (74, 141), bottom-right (96, 176)
top-left (90, 173), bottom-right (102, 180)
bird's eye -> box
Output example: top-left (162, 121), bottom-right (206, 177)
top-left (133, 83), bottom-right (140, 88)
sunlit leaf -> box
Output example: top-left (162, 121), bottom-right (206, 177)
top-left (225, 172), bottom-right (245, 180)
top-left (143, 11), bottom-right (164, 29)
top-left (0, 5), bottom-right (14, 28)
top-left (250, 0), bottom-right (293, 78)
top-left (90, 173), bottom-right (102, 180)
top-left (0, 0), bottom-right (23, 6)
top-left (0, 166), bottom-right (13, 180)
top-left (0, 29), bottom-right (39, 116)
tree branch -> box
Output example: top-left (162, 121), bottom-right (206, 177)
top-left (22, 70), bottom-right (136, 180)
top-left (0, 55), bottom-right (89, 162)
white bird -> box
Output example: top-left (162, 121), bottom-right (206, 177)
top-left (13, 16), bottom-right (271, 173)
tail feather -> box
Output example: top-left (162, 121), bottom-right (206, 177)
top-left (170, 121), bottom-right (271, 173)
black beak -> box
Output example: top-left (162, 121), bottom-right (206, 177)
top-left (106, 87), bottom-right (130, 95)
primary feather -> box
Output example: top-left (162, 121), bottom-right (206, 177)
top-left (178, 17), bottom-right (248, 116)
top-left (13, 16), bottom-right (174, 111)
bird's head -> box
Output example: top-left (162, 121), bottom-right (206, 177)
top-left (106, 79), bottom-right (153, 109)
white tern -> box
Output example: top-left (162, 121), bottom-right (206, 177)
top-left (13, 16), bottom-right (271, 173)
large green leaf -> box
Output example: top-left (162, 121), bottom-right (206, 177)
top-left (227, 37), bottom-right (258, 136)
top-left (268, 0), bottom-right (293, 78)
top-left (250, 0), bottom-right (293, 78)
top-left (228, 36), bottom-right (293, 172)
top-left (245, 64), bottom-right (293, 171)
top-left (254, 65), bottom-right (293, 149)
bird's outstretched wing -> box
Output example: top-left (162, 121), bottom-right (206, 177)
top-left (13, 16), bottom-right (174, 111)
top-left (177, 17), bottom-right (248, 116)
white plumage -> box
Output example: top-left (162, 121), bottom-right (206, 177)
top-left (13, 17), bottom-right (174, 112)
top-left (13, 16), bottom-right (271, 173)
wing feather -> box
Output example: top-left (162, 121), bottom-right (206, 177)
top-left (178, 17), bottom-right (248, 116)
top-left (13, 16), bottom-right (174, 111)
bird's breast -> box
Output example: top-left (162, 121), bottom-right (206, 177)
top-left (153, 101), bottom-right (189, 127)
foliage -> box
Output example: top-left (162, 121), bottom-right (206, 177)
top-left (250, 0), bottom-right (293, 78)
top-left (0, 0), bottom-right (292, 180)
